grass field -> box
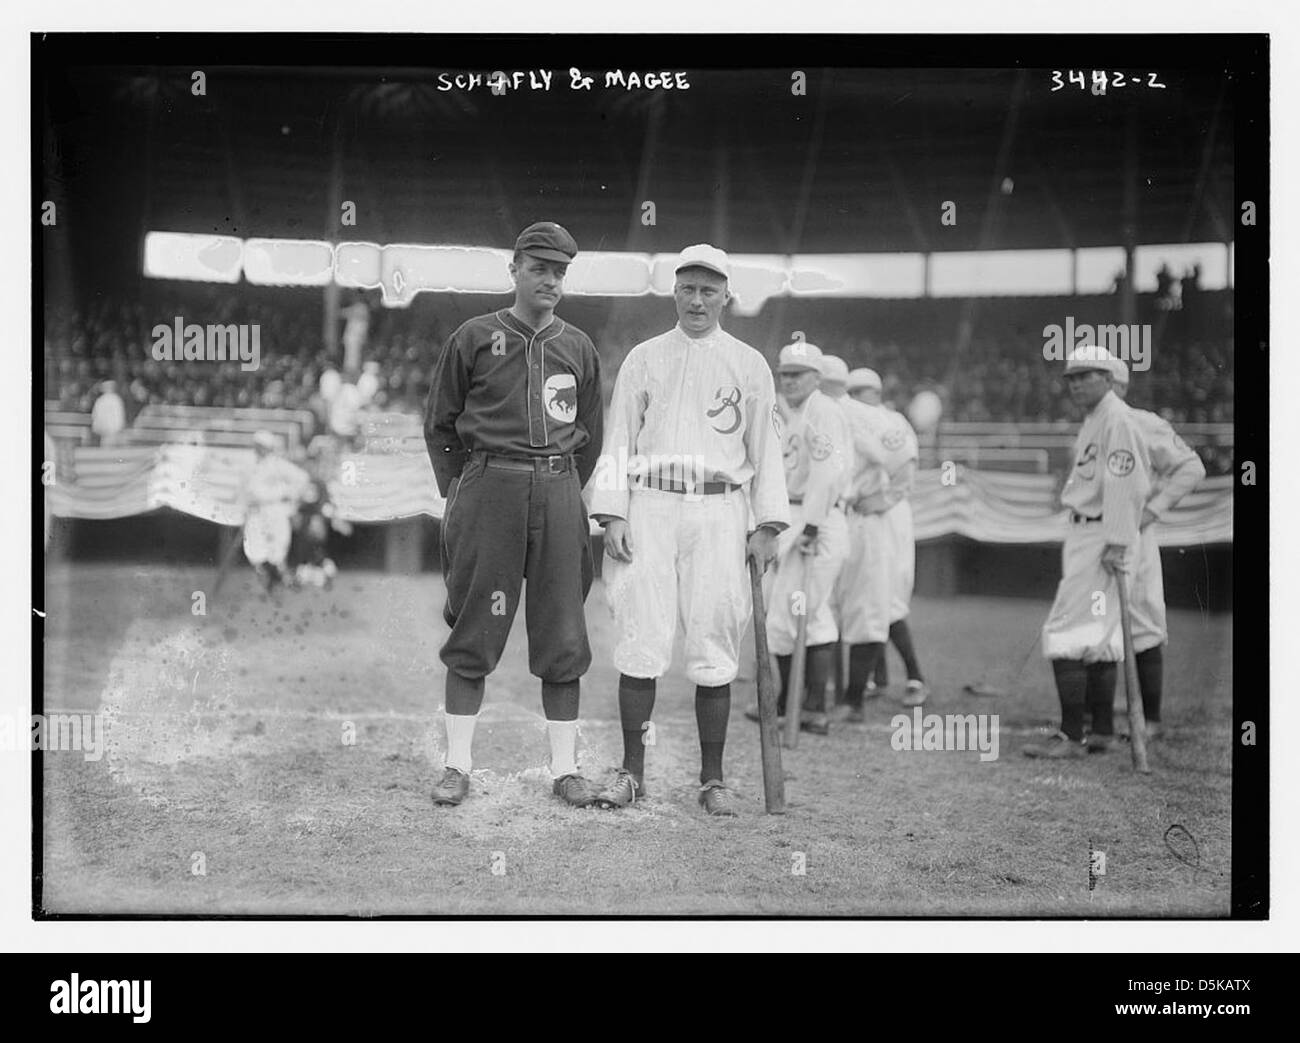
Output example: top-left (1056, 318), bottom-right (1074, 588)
top-left (39, 561), bottom-right (1232, 916)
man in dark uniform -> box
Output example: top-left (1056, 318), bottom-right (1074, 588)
top-left (424, 222), bottom-right (605, 808)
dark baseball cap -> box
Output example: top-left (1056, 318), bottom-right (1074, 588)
top-left (514, 222), bottom-right (578, 263)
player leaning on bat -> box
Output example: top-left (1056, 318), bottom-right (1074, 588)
top-left (590, 244), bottom-right (791, 816)
top-left (423, 221), bottom-right (605, 808)
top-left (1029, 346), bottom-right (1157, 759)
top-left (1106, 356), bottom-right (1205, 742)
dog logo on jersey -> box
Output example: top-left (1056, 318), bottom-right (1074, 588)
top-left (1076, 443), bottom-right (1098, 479)
top-left (882, 426), bottom-right (906, 452)
top-left (544, 373), bottom-right (578, 423)
top-left (706, 385), bottom-right (743, 434)
top-left (809, 431), bottom-right (833, 462)
top-left (1107, 449), bottom-right (1136, 477)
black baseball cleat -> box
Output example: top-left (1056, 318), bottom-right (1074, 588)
top-left (800, 712), bottom-right (830, 736)
top-left (698, 780), bottom-right (739, 817)
top-left (1087, 733), bottom-right (1114, 754)
top-left (594, 769), bottom-right (646, 809)
top-left (552, 773), bottom-right (600, 808)
top-left (431, 766), bottom-right (470, 806)
top-left (744, 706), bottom-right (786, 727)
top-left (1023, 731), bottom-right (1087, 759)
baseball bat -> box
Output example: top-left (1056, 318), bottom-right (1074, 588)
top-left (747, 556), bottom-right (786, 814)
top-left (783, 552), bottom-right (810, 750)
top-left (1115, 573), bottom-right (1151, 774)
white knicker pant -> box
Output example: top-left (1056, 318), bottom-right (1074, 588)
top-left (1041, 520), bottom-right (1128, 663)
top-left (1127, 526), bottom-right (1167, 653)
top-left (603, 487), bottom-right (751, 686)
top-left (833, 510), bottom-right (892, 644)
top-left (766, 505), bottom-right (848, 655)
top-left (886, 499), bottom-right (916, 623)
top-left (243, 504), bottom-right (294, 567)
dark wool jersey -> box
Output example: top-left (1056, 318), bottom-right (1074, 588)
top-left (424, 309), bottom-right (604, 494)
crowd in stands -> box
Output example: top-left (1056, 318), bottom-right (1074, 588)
top-left (44, 286), bottom-right (1235, 474)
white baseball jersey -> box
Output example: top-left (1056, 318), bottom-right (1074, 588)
top-left (831, 395), bottom-right (886, 499)
top-left (1129, 407), bottom-right (1206, 518)
top-left (590, 324), bottom-right (790, 532)
top-left (1059, 391), bottom-right (1151, 550)
top-left (777, 388), bottom-right (849, 528)
top-left (1126, 407), bottom-right (1205, 652)
top-left (595, 323), bottom-right (791, 686)
top-left (1042, 392), bottom-right (1154, 662)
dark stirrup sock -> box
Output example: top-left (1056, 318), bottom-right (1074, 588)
top-left (695, 684), bottom-right (731, 784)
top-left (618, 674), bottom-right (657, 782)
top-left (1051, 659), bottom-right (1087, 741)
top-left (1135, 646), bottom-right (1164, 723)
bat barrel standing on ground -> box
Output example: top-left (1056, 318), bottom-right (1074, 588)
top-left (783, 552), bottom-right (810, 751)
top-left (748, 556), bottom-right (786, 814)
top-left (1115, 572), bottom-right (1151, 774)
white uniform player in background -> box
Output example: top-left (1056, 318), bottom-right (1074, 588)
top-left (591, 245), bottom-right (790, 816)
top-left (847, 368), bottom-right (931, 707)
top-left (242, 430), bottom-right (312, 594)
top-left (1109, 358), bottom-right (1206, 740)
top-left (760, 341), bottom-right (849, 736)
top-left (1028, 347), bottom-right (1151, 759)
top-left (815, 357), bottom-right (887, 723)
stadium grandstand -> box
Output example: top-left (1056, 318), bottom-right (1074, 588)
top-left (40, 62), bottom-right (1234, 591)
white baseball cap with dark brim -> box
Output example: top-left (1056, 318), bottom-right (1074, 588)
top-left (675, 244), bottom-right (731, 281)
top-left (847, 367), bottom-right (882, 392)
top-left (777, 341), bottom-right (824, 372)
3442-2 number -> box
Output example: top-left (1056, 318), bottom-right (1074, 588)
top-left (1050, 70), bottom-right (1167, 92)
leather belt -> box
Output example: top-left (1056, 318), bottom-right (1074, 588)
top-left (1070, 511), bottom-right (1102, 524)
top-left (640, 474), bottom-right (740, 496)
top-left (476, 451), bottom-right (573, 475)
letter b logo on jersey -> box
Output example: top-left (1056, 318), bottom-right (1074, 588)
top-left (707, 384), bottom-right (742, 434)
top-left (544, 373), bottom-right (578, 423)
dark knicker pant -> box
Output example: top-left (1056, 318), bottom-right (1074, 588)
top-left (439, 454), bottom-right (594, 683)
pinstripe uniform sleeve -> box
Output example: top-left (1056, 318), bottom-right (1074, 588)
top-left (1099, 410), bottom-right (1152, 549)
top-left (801, 394), bottom-right (847, 529)
top-left (744, 359), bottom-right (791, 531)
top-left (1145, 415), bottom-right (1206, 519)
top-left (588, 345), bottom-right (647, 521)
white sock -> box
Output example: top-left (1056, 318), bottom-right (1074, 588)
top-left (547, 720), bottom-right (579, 778)
top-left (444, 713), bottom-right (478, 772)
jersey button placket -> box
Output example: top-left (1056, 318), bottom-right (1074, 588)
top-left (528, 334), bottom-right (546, 447)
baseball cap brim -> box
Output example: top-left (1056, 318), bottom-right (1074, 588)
top-left (675, 260), bottom-right (728, 280)
top-left (520, 247), bottom-right (573, 264)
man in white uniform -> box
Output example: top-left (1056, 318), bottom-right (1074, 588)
top-left (242, 430), bottom-right (312, 593)
top-left (591, 245), bottom-right (790, 815)
top-left (1027, 348), bottom-right (1151, 758)
top-left (814, 356), bottom-right (885, 722)
top-left (847, 368), bottom-right (930, 708)
top-left (1107, 359), bottom-right (1206, 741)
top-left (763, 341), bottom-right (849, 736)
